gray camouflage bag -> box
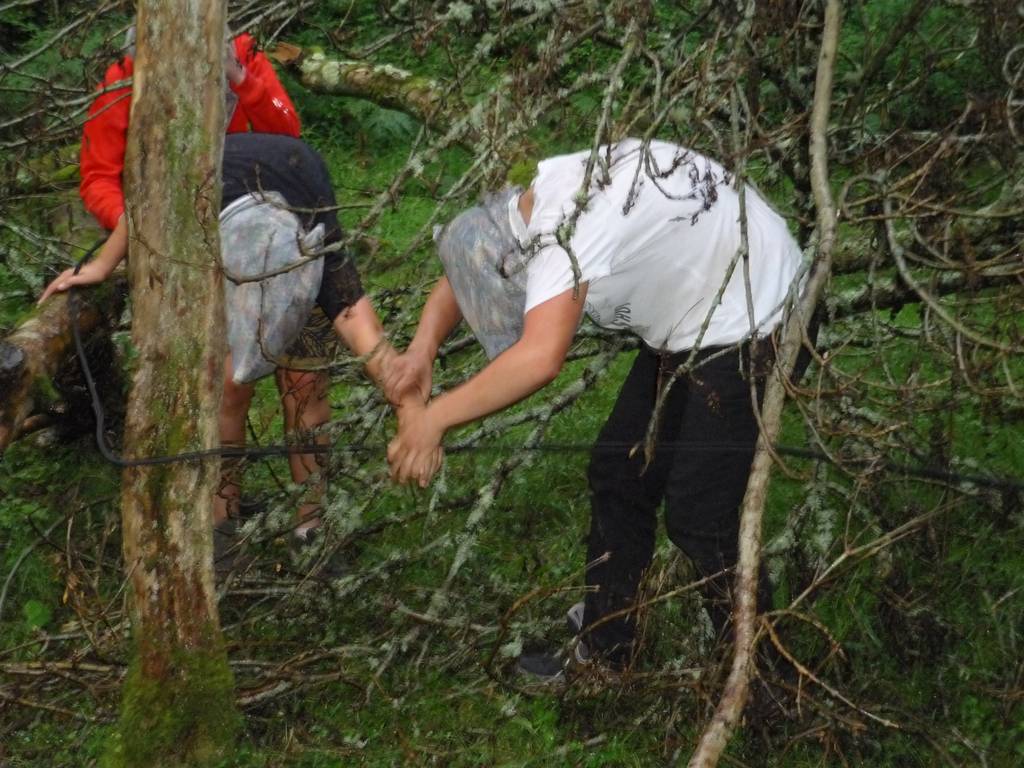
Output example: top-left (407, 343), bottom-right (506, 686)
top-left (220, 191), bottom-right (325, 383)
top-left (435, 187), bottom-right (529, 359)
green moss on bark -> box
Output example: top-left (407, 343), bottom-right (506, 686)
top-left (29, 373), bottom-right (61, 405)
top-left (103, 643), bottom-right (239, 768)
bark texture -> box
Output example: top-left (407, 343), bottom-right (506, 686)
top-left (272, 43), bottom-right (450, 129)
top-left (108, 2), bottom-right (238, 766)
top-left (0, 281), bottom-right (124, 451)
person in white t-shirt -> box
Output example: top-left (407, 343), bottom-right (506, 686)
top-left (385, 139), bottom-right (804, 677)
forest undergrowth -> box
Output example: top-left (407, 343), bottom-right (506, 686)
top-left (1, 1), bottom-right (1023, 766)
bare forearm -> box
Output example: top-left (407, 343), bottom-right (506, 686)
top-left (331, 295), bottom-right (394, 381)
top-left (408, 277), bottom-right (462, 358)
top-left (386, 338), bottom-right (561, 487)
top-left (97, 214), bottom-right (129, 271)
top-left (38, 214), bottom-right (129, 303)
top-left (388, 285), bottom-right (586, 486)
top-left (428, 339), bottom-right (561, 432)
top-left (426, 284), bottom-right (587, 432)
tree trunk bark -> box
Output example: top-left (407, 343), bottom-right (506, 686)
top-left (109, 2), bottom-right (238, 766)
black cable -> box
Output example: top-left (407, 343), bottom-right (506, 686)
top-left (64, 244), bottom-right (1024, 491)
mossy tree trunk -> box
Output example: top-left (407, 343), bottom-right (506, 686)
top-left (108, 1), bottom-right (239, 766)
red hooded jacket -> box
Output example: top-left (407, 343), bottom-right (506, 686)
top-left (79, 33), bottom-right (301, 230)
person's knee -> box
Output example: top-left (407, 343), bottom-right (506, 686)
top-left (664, 464), bottom-right (748, 570)
top-left (282, 369), bottom-right (318, 389)
top-left (664, 513), bottom-right (738, 576)
top-left (278, 368), bottom-right (329, 402)
top-left (277, 370), bottom-right (330, 432)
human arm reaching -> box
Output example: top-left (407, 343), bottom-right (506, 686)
top-left (388, 283), bottom-right (587, 486)
top-left (381, 277), bottom-right (463, 404)
top-left (38, 214), bottom-right (129, 304)
top-left (330, 296), bottom-right (425, 416)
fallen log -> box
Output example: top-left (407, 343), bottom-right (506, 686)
top-left (0, 279), bottom-right (126, 452)
top-left (1, 191), bottom-right (122, 453)
top-left (269, 43), bottom-right (453, 130)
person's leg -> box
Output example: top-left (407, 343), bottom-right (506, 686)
top-left (216, 354), bottom-right (255, 525)
top-left (582, 347), bottom-right (687, 664)
top-left (276, 367), bottom-right (330, 533)
top-left (661, 347), bottom-right (771, 640)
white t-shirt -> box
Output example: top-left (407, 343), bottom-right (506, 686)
top-left (515, 139), bottom-right (803, 352)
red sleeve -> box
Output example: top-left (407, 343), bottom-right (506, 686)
top-left (228, 34), bottom-right (301, 137)
top-left (79, 60), bottom-right (133, 231)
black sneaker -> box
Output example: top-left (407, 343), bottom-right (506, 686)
top-left (518, 602), bottom-right (596, 683)
top-left (517, 641), bottom-right (592, 683)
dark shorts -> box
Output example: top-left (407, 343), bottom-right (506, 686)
top-left (316, 249), bottom-right (363, 321)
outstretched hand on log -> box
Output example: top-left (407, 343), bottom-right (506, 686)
top-left (39, 260), bottom-right (116, 304)
top-left (38, 215), bottom-right (127, 305)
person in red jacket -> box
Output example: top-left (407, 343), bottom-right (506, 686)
top-left (80, 33), bottom-right (301, 231)
top-left (75, 31), bottom-right (333, 535)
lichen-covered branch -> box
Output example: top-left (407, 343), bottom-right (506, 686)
top-left (272, 43), bottom-right (451, 129)
top-left (687, 2), bottom-right (842, 766)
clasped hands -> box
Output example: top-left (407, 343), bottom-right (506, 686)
top-left (382, 346), bottom-right (445, 488)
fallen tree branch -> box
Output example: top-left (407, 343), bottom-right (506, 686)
top-left (270, 43), bottom-right (451, 129)
top-left (687, 2), bottom-right (842, 766)
top-left (0, 280), bottom-right (126, 452)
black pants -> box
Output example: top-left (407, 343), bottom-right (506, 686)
top-left (583, 342), bottom-right (773, 663)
